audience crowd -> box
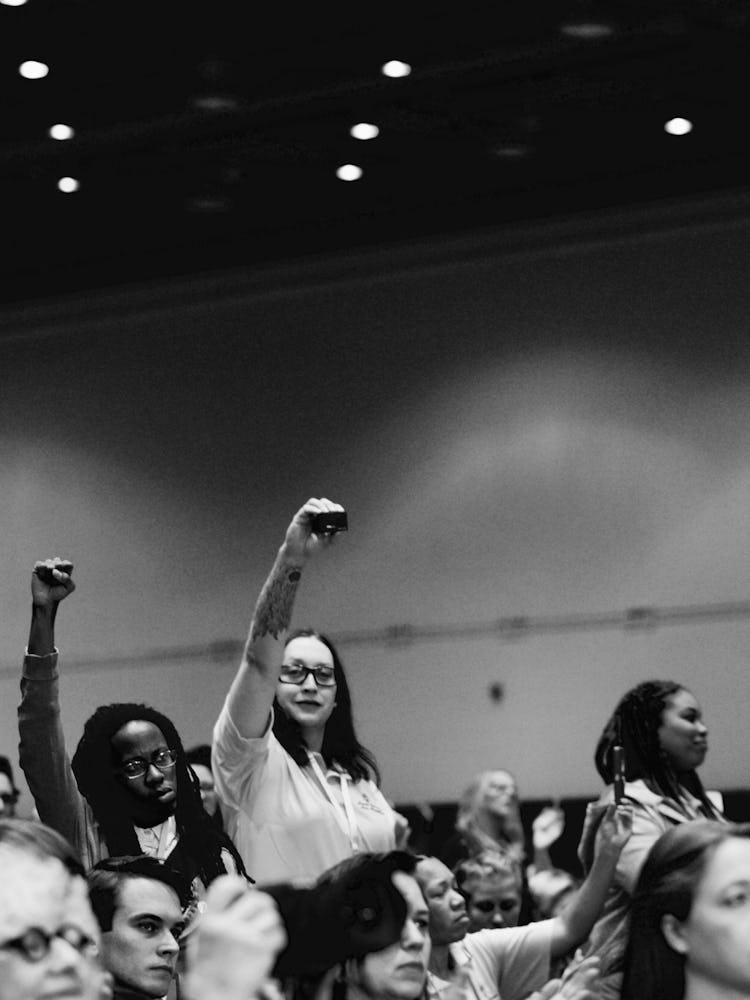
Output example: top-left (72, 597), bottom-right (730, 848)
top-left (1, 498), bottom-right (742, 1000)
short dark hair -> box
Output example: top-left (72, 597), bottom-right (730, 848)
top-left (185, 744), bottom-right (212, 771)
top-left (0, 754), bottom-right (17, 789)
top-left (621, 821), bottom-right (750, 1000)
top-left (273, 629), bottom-right (380, 783)
top-left (0, 817), bottom-right (84, 875)
top-left (88, 854), bottom-right (193, 932)
top-left (595, 680), bottom-right (718, 818)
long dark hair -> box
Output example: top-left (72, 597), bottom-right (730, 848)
top-left (595, 680), bottom-right (719, 818)
top-left (621, 820), bottom-right (750, 1000)
top-left (272, 629), bottom-right (380, 784)
top-left (71, 702), bottom-right (246, 886)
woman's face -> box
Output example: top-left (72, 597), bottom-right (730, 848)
top-left (657, 689), bottom-right (708, 774)
top-left (478, 771), bottom-right (518, 818)
top-left (664, 836), bottom-right (750, 994)
top-left (466, 873), bottom-right (522, 931)
top-left (353, 872), bottom-right (430, 1000)
top-left (415, 858), bottom-right (470, 946)
top-left (276, 636), bottom-right (338, 733)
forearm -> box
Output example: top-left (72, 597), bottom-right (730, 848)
top-left (225, 543), bottom-right (304, 735)
top-left (550, 846), bottom-right (619, 958)
top-left (27, 603), bottom-right (57, 655)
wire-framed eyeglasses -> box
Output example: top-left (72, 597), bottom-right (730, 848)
top-left (279, 663), bottom-right (336, 687)
top-left (119, 748), bottom-right (177, 780)
top-left (0, 925), bottom-right (99, 963)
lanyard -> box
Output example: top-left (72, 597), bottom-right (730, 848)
top-left (307, 751), bottom-right (362, 851)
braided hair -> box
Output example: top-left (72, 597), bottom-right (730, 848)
top-left (71, 702), bottom-right (246, 886)
top-left (595, 680), bottom-right (719, 819)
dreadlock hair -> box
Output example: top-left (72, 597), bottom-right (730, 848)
top-left (595, 680), bottom-right (719, 819)
top-left (621, 821), bottom-right (750, 1000)
top-left (71, 702), bottom-right (247, 886)
top-left (272, 629), bottom-right (380, 784)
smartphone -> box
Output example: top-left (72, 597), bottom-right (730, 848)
top-left (311, 510), bottom-right (348, 535)
top-left (612, 745), bottom-right (626, 804)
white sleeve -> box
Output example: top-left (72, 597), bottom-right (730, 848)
top-left (211, 700), bottom-right (273, 811)
top-left (468, 920), bottom-right (554, 1000)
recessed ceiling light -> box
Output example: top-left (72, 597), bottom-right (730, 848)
top-left (49, 123), bottom-right (74, 141)
top-left (381, 60), bottom-right (411, 78)
top-left (350, 123), bottom-right (380, 141)
top-left (336, 164), bottom-right (363, 181)
top-left (560, 21), bottom-right (614, 39)
top-left (492, 143), bottom-right (531, 159)
top-left (1, 0), bottom-right (29, 6)
top-left (57, 176), bottom-right (79, 193)
top-left (664, 117), bottom-right (693, 135)
top-left (191, 94), bottom-right (241, 113)
top-left (19, 60), bottom-right (49, 79)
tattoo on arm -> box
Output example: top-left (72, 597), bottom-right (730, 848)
top-left (249, 566), bottom-right (302, 641)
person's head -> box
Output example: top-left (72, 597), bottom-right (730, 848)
top-left (0, 818), bottom-right (102, 1000)
top-left (454, 769), bottom-right (523, 851)
top-left (272, 629), bottom-right (379, 783)
top-left (596, 681), bottom-right (714, 814)
top-left (0, 756), bottom-right (20, 818)
top-left (71, 703), bottom-right (243, 885)
top-left (185, 745), bottom-right (217, 817)
top-left (622, 820), bottom-right (750, 1000)
top-left (89, 855), bottom-right (190, 999)
top-left (346, 870), bottom-right (430, 1000)
top-left (414, 856), bottom-right (469, 946)
top-left (454, 851), bottom-right (523, 930)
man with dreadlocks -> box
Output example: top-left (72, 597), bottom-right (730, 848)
top-left (18, 557), bottom-right (246, 897)
top-left (574, 678), bottom-right (726, 1000)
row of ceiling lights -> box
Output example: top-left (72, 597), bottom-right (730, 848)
top-left (12, 53), bottom-right (414, 192)
top-left (9, 19), bottom-right (696, 195)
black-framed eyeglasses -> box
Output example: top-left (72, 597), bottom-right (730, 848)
top-left (0, 925), bottom-right (99, 962)
top-left (279, 663), bottom-right (336, 687)
top-left (119, 748), bottom-right (177, 780)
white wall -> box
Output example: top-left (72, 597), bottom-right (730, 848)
top-left (3, 199), bottom-right (750, 814)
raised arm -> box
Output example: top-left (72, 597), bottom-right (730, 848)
top-left (548, 803), bottom-right (633, 959)
top-left (224, 498), bottom-right (345, 738)
top-left (18, 559), bottom-right (88, 852)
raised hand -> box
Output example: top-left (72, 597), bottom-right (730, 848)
top-left (532, 804), bottom-right (566, 852)
top-left (31, 558), bottom-right (75, 608)
top-left (595, 802), bottom-right (633, 857)
top-left (282, 498), bottom-right (346, 565)
top-left (185, 876), bottom-right (287, 1000)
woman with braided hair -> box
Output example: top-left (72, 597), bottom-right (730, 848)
top-left (574, 679), bottom-right (725, 1000)
top-left (18, 558), bottom-right (246, 896)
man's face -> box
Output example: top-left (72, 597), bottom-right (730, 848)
top-left (0, 774), bottom-right (18, 817)
top-left (0, 847), bottom-right (102, 1000)
top-left (110, 721), bottom-right (177, 808)
top-left (100, 877), bottom-right (183, 998)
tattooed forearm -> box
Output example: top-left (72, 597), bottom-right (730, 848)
top-left (249, 564), bottom-right (302, 641)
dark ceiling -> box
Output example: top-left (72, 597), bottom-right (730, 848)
top-left (2, 1), bottom-right (750, 308)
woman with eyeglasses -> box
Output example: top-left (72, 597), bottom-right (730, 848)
top-left (18, 559), bottom-right (246, 894)
top-left (212, 498), bottom-right (401, 886)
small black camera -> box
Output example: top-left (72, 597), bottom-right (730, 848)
top-left (311, 510), bottom-right (348, 535)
